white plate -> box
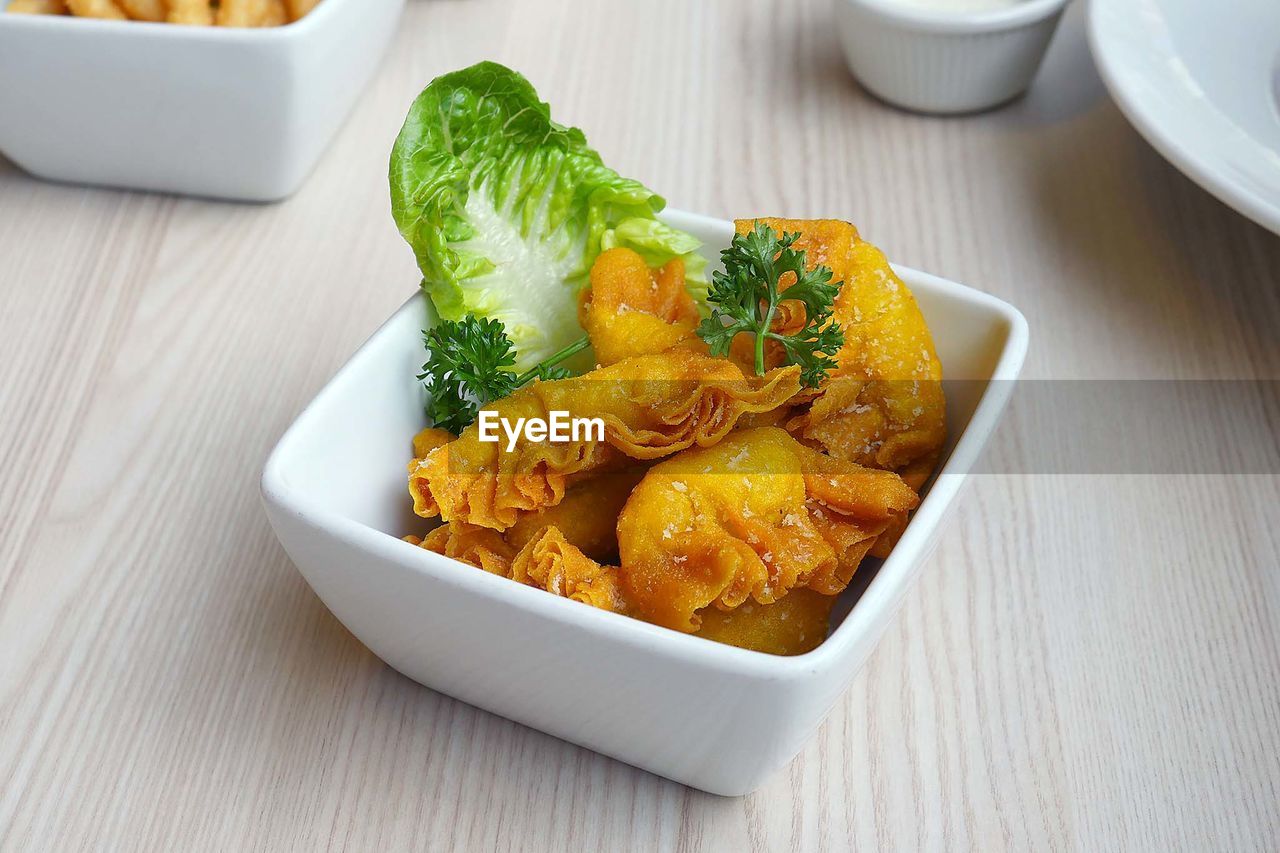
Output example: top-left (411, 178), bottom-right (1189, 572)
top-left (1088, 0), bottom-right (1280, 234)
top-left (261, 210), bottom-right (1028, 795)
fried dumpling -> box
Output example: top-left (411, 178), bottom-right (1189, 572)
top-left (409, 352), bottom-right (800, 529)
top-left (408, 522), bottom-right (516, 576)
top-left (504, 466), bottom-right (646, 562)
top-left (411, 426), bottom-right (455, 460)
top-left (693, 589), bottom-right (837, 656)
top-left (579, 247), bottom-right (704, 366)
top-left (412, 516), bottom-right (837, 655)
top-left (509, 526), bottom-right (627, 612)
top-left (411, 524), bottom-right (626, 613)
top-left (615, 427), bottom-right (918, 632)
top-left (411, 467), bottom-right (642, 572)
top-left (732, 218), bottom-right (946, 484)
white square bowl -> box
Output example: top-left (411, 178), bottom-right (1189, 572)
top-left (261, 210), bottom-right (1029, 796)
top-left (0, 0), bottom-right (403, 201)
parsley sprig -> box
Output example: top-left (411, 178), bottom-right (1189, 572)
top-left (419, 316), bottom-right (590, 434)
top-left (696, 223), bottom-right (844, 388)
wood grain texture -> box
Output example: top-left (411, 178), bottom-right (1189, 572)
top-left (1, 1), bottom-right (1278, 850)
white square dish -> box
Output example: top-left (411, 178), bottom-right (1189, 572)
top-left (0, 0), bottom-right (404, 201)
top-left (261, 210), bottom-right (1029, 796)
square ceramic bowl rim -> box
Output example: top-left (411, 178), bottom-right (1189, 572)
top-left (0, 0), bottom-right (348, 37)
top-left (262, 209), bottom-right (1029, 684)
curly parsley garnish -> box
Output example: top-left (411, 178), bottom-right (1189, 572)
top-left (419, 316), bottom-right (589, 434)
top-left (696, 223), bottom-right (844, 388)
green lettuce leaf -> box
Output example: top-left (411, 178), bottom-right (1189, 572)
top-left (390, 61), bottom-right (706, 371)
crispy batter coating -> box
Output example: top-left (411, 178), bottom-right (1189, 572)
top-left (118, 0), bottom-right (164, 20)
top-left (411, 522), bottom-right (515, 576)
top-left (215, 0), bottom-right (257, 25)
top-left (284, 0), bottom-right (318, 20)
top-left (414, 513), bottom-right (837, 656)
top-left (413, 468), bottom-right (647, 567)
top-left (509, 527), bottom-right (626, 612)
top-left (616, 427), bottom-right (917, 632)
top-left (694, 589), bottom-right (836, 656)
top-left (415, 517), bottom-right (836, 655)
top-left (733, 218), bottom-right (945, 557)
top-left (166, 0), bottom-right (211, 23)
top-left (12, 0), bottom-right (307, 22)
top-left (579, 247), bottom-right (704, 366)
top-left (409, 352), bottom-right (800, 529)
top-left (411, 426), bottom-right (454, 460)
top-left (733, 218), bottom-right (945, 477)
top-left (6, 0), bottom-right (69, 13)
top-left (257, 0), bottom-right (285, 25)
top-left (411, 525), bottom-right (625, 613)
top-left (504, 467), bottom-right (646, 562)
top-left (65, 0), bottom-right (126, 18)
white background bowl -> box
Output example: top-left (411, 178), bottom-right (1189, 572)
top-left (833, 0), bottom-right (1071, 114)
top-left (261, 210), bottom-right (1029, 796)
top-left (0, 0), bottom-right (404, 201)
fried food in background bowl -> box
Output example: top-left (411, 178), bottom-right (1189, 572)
top-left (0, 0), bottom-right (403, 200)
top-left (6, 0), bottom-right (320, 26)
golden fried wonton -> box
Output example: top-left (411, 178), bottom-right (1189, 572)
top-left (734, 218), bottom-right (946, 555)
top-left (409, 352), bottom-right (800, 529)
top-left (579, 247), bottom-right (704, 366)
top-left (693, 589), bottom-right (836, 656)
top-left (410, 468), bottom-right (645, 572)
top-left (616, 427), bottom-right (917, 632)
top-left (732, 219), bottom-right (945, 476)
top-left (504, 467), bottom-right (646, 562)
top-left (410, 522), bottom-right (515, 577)
top-left (509, 526), bottom-right (626, 612)
top-left (412, 426), bottom-right (455, 460)
top-left (410, 525), bottom-right (626, 613)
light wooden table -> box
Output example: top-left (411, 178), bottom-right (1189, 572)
top-left (2, 1), bottom-right (1277, 850)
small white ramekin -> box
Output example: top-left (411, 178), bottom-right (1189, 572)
top-left (833, 0), bottom-right (1071, 114)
